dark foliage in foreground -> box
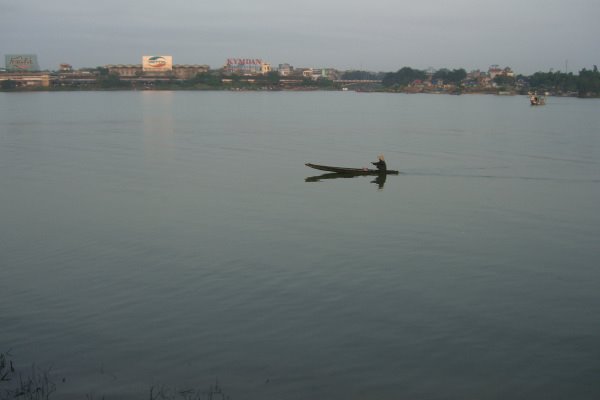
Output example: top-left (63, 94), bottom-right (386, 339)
top-left (1, 351), bottom-right (55, 400)
top-left (1, 352), bottom-right (230, 400)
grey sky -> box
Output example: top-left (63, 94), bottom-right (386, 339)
top-left (2, 0), bottom-right (598, 74)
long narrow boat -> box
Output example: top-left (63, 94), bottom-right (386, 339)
top-left (305, 163), bottom-right (399, 175)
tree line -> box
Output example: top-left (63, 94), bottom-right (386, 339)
top-left (380, 67), bottom-right (467, 87)
top-left (379, 65), bottom-right (600, 97)
top-left (528, 66), bottom-right (600, 97)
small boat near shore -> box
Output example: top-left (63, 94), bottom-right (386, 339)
top-left (529, 92), bottom-right (546, 106)
top-left (305, 163), bottom-right (400, 175)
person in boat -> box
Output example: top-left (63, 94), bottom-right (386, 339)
top-left (371, 154), bottom-right (387, 172)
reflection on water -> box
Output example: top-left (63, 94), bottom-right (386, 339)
top-left (141, 92), bottom-right (176, 165)
top-left (305, 172), bottom-right (389, 190)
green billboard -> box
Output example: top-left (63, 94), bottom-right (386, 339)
top-left (5, 54), bottom-right (40, 72)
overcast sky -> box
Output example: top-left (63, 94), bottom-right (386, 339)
top-left (2, 0), bottom-right (598, 74)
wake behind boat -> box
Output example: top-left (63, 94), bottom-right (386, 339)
top-left (305, 163), bottom-right (400, 175)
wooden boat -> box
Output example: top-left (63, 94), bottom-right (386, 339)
top-left (305, 163), bottom-right (399, 175)
top-left (529, 92), bottom-right (546, 106)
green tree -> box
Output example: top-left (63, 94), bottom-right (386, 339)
top-left (96, 73), bottom-right (129, 89)
top-left (493, 75), bottom-right (516, 86)
top-left (577, 65), bottom-right (600, 97)
top-left (341, 70), bottom-right (382, 80)
top-left (1, 79), bottom-right (17, 90)
top-left (188, 72), bottom-right (222, 87)
top-left (382, 67), bottom-right (426, 88)
top-left (528, 70), bottom-right (577, 93)
top-left (433, 68), bottom-right (466, 85)
top-left (263, 71), bottom-right (280, 85)
top-left (314, 77), bottom-right (336, 88)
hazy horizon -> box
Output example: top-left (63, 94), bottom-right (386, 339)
top-left (2, 0), bottom-right (599, 75)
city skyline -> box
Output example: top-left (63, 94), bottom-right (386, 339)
top-left (1, 0), bottom-right (599, 75)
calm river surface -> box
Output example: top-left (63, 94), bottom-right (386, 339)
top-left (1, 91), bottom-right (599, 399)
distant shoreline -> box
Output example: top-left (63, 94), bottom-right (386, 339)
top-left (2, 65), bottom-right (599, 97)
top-left (0, 87), bottom-right (589, 98)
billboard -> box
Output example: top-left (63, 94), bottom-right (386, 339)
top-left (227, 58), bottom-right (263, 67)
top-left (225, 58), bottom-right (265, 74)
top-left (5, 54), bottom-right (40, 71)
top-left (142, 56), bottom-right (173, 72)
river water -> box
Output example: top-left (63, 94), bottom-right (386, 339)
top-left (1, 91), bottom-right (599, 399)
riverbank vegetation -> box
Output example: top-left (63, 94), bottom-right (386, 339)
top-left (381, 65), bottom-right (600, 97)
top-left (2, 66), bottom-right (600, 97)
top-left (1, 351), bottom-right (230, 400)
top-left (1, 351), bottom-right (55, 400)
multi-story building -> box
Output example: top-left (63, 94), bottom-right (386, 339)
top-left (488, 65), bottom-right (514, 79)
top-left (172, 65), bottom-right (210, 79)
top-left (0, 72), bottom-right (51, 87)
top-left (277, 63), bottom-right (294, 76)
top-left (309, 68), bottom-right (340, 80)
top-left (106, 64), bottom-right (142, 77)
top-left (55, 69), bottom-right (97, 86)
top-left (105, 64), bottom-right (209, 79)
top-left (59, 63), bottom-right (73, 72)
